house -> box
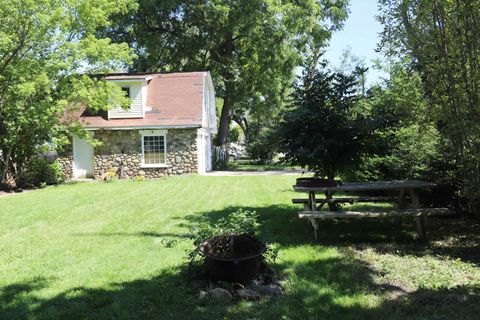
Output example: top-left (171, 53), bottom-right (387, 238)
top-left (58, 71), bottom-right (217, 179)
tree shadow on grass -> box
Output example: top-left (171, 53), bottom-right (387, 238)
top-left (71, 231), bottom-right (190, 239)
top-left (181, 204), bottom-right (480, 265)
top-left (2, 254), bottom-right (479, 319)
top-left (270, 256), bottom-right (480, 320)
top-left (360, 215), bottom-right (480, 266)
top-left (0, 268), bottom-right (204, 320)
top-left (0, 277), bottom-right (49, 318)
top-left (3, 205), bottom-right (478, 319)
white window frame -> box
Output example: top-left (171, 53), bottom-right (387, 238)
top-left (139, 130), bottom-right (168, 168)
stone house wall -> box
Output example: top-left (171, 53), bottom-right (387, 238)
top-left (94, 128), bottom-right (198, 179)
top-left (58, 155), bottom-right (74, 180)
top-left (57, 140), bottom-right (74, 180)
top-left (59, 128), bottom-right (198, 180)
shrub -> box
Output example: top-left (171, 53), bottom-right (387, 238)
top-left (19, 158), bottom-right (65, 187)
top-left (187, 209), bottom-right (277, 264)
top-left (104, 168), bottom-right (118, 182)
top-left (246, 125), bottom-right (276, 164)
top-left (228, 126), bottom-right (241, 144)
top-left (346, 124), bottom-right (441, 181)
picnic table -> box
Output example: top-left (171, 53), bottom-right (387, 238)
top-left (292, 180), bottom-right (453, 240)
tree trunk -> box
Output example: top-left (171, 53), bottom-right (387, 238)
top-left (1, 144), bottom-right (13, 185)
top-left (217, 85), bottom-right (234, 148)
top-left (327, 170), bottom-right (335, 184)
top-left (471, 198), bottom-right (480, 217)
top-left (216, 31), bottom-right (235, 149)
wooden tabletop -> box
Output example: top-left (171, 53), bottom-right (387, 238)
top-left (293, 180), bottom-right (437, 193)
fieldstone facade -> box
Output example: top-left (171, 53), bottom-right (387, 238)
top-left (58, 155), bottom-right (74, 180)
top-left (57, 141), bottom-right (74, 180)
top-left (60, 129), bottom-right (198, 180)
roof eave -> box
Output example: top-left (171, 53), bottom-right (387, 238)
top-left (84, 124), bottom-right (202, 131)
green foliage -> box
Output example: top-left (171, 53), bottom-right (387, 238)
top-left (277, 68), bottom-right (378, 181)
top-left (346, 66), bottom-right (442, 182)
top-left (349, 125), bottom-right (441, 181)
top-left (103, 0), bottom-right (349, 146)
top-left (0, 0), bottom-right (135, 185)
top-left (379, 0), bottom-right (480, 215)
top-left (189, 209), bottom-right (260, 249)
top-left (212, 159), bottom-right (233, 171)
top-left (187, 208), bottom-right (276, 263)
top-left (227, 126), bottom-right (241, 144)
top-left (245, 124), bottom-right (276, 164)
top-left (19, 158), bottom-right (65, 187)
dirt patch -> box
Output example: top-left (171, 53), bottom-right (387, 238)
top-left (354, 217), bottom-right (480, 265)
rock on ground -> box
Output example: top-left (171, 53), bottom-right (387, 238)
top-left (236, 289), bottom-right (261, 301)
top-left (199, 288), bottom-right (233, 305)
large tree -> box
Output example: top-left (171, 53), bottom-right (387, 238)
top-left (378, 0), bottom-right (480, 215)
top-left (0, 0), bottom-right (135, 185)
top-left (348, 62), bottom-right (442, 182)
top-left (103, 0), bottom-right (349, 149)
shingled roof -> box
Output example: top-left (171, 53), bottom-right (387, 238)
top-left (78, 71), bottom-right (210, 129)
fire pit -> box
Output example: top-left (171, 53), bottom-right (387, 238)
top-left (201, 234), bottom-right (265, 282)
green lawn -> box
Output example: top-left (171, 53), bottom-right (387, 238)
top-left (1, 176), bottom-right (479, 319)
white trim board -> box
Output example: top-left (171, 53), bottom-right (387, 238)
top-left (84, 125), bottom-right (201, 131)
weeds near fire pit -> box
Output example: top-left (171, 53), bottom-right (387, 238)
top-left (187, 209), bottom-right (277, 265)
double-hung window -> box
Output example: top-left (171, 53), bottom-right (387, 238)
top-left (140, 130), bottom-right (167, 167)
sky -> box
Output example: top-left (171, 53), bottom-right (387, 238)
top-left (323, 0), bottom-right (386, 85)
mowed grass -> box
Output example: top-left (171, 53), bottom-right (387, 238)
top-left (1, 175), bottom-right (479, 319)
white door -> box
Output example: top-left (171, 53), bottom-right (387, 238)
top-left (73, 135), bottom-right (94, 178)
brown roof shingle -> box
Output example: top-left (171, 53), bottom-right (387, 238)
top-left (79, 72), bottom-right (208, 129)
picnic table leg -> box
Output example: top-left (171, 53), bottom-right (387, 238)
top-left (317, 199), bottom-right (327, 211)
top-left (325, 191), bottom-right (336, 211)
top-left (410, 189), bottom-right (420, 208)
top-left (308, 218), bottom-right (319, 242)
top-left (309, 191), bottom-right (317, 211)
top-left (397, 189), bottom-right (405, 227)
top-left (307, 192), bottom-right (320, 240)
top-left (415, 214), bottom-right (426, 239)
top-left (410, 189), bottom-right (426, 239)
top-left (397, 189), bottom-right (405, 209)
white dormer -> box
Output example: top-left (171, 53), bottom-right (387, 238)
top-left (106, 76), bottom-right (152, 119)
top-left (202, 73), bottom-right (217, 133)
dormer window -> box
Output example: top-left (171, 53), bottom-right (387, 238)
top-left (121, 87), bottom-right (130, 99)
top-left (106, 78), bottom-right (150, 119)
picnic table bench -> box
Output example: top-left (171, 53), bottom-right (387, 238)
top-left (293, 180), bottom-right (454, 241)
top-left (292, 196), bottom-right (399, 209)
